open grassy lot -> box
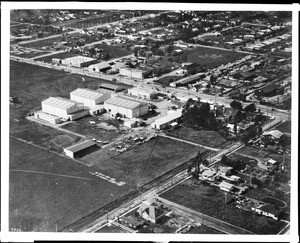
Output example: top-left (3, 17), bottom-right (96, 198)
top-left (9, 138), bottom-right (130, 232)
top-left (185, 46), bottom-right (247, 69)
top-left (60, 115), bottom-right (121, 143)
top-left (166, 127), bottom-right (227, 149)
top-left (11, 51), bottom-right (51, 59)
top-left (275, 120), bottom-right (291, 134)
top-left (35, 52), bottom-right (80, 63)
top-left (93, 43), bottom-right (133, 59)
top-left (186, 225), bottom-right (223, 234)
top-left (160, 179), bottom-right (287, 234)
top-left (95, 224), bottom-right (129, 233)
top-left (82, 136), bottom-right (201, 187)
top-left (21, 35), bottom-right (64, 48)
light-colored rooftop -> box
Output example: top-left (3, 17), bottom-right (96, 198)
top-left (70, 88), bottom-right (105, 100)
top-left (63, 55), bottom-right (96, 63)
top-left (152, 109), bottom-right (182, 127)
top-left (64, 140), bottom-right (96, 153)
top-left (42, 97), bottom-right (80, 110)
top-left (219, 181), bottom-right (235, 189)
top-left (105, 97), bottom-right (147, 110)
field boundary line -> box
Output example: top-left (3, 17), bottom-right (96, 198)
top-left (10, 169), bottom-right (95, 181)
top-left (160, 134), bottom-right (219, 151)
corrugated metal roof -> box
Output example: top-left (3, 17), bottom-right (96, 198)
top-left (64, 140), bottom-right (96, 153)
top-left (42, 97), bottom-right (79, 110)
top-left (70, 88), bottom-right (104, 100)
top-left (105, 97), bottom-right (147, 110)
top-left (152, 109), bottom-right (182, 126)
top-left (99, 83), bottom-right (124, 91)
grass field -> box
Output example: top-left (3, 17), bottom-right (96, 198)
top-left (9, 138), bottom-right (131, 232)
top-left (35, 52), bottom-right (80, 63)
top-left (95, 224), bottom-right (129, 233)
top-left (166, 127), bottom-right (227, 149)
top-left (185, 47), bottom-right (247, 69)
top-left (82, 136), bottom-right (202, 187)
top-left (93, 43), bottom-right (133, 59)
top-left (160, 179), bottom-right (287, 234)
top-left (275, 121), bottom-right (291, 134)
top-left (21, 35), bottom-right (64, 48)
top-left (60, 115), bottom-right (121, 143)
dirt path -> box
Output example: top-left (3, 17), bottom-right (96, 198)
top-left (160, 134), bottom-right (220, 152)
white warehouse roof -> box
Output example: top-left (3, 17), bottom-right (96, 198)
top-left (63, 55), bottom-right (96, 63)
top-left (42, 97), bottom-right (80, 109)
top-left (129, 87), bottom-right (156, 95)
top-left (105, 97), bottom-right (147, 110)
top-left (70, 88), bottom-right (105, 100)
top-left (153, 109), bottom-right (182, 127)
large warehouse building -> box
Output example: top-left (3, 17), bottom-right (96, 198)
top-left (104, 96), bottom-right (148, 118)
top-left (119, 67), bottom-right (152, 79)
top-left (61, 56), bottom-right (97, 68)
top-left (70, 88), bottom-right (111, 108)
top-left (128, 87), bottom-right (156, 100)
top-left (41, 97), bottom-right (88, 121)
top-left (151, 109), bottom-right (182, 130)
top-left (64, 140), bottom-right (98, 158)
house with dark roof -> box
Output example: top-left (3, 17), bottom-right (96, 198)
top-left (233, 71), bottom-right (256, 80)
top-left (255, 83), bottom-right (279, 97)
top-left (224, 108), bottom-right (245, 123)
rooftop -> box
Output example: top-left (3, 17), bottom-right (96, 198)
top-left (152, 109), bottom-right (182, 126)
top-left (70, 88), bottom-right (106, 100)
top-left (105, 96), bottom-right (148, 110)
top-left (63, 55), bottom-right (96, 62)
top-left (42, 97), bottom-right (80, 110)
top-left (64, 140), bottom-right (96, 153)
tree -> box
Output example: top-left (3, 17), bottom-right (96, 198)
top-left (244, 103), bottom-right (256, 113)
top-left (230, 100), bottom-right (243, 110)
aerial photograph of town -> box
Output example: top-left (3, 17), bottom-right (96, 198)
top-left (2, 2), bottom-right (298, 242)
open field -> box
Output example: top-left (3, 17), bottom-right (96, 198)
top-left (11, 51), bottom-right (51, 59)
top-left (185, 46), bottom-right (247, 69)
top-left (166, 127), bottom-right (227, 149)
top-left (21, 35), bottom-right (64, 48)
top-left (35, 52), bottom-right (80, 63)
top-left (9, 138), bottom-right (131, 232)
top-left (82, 136), bottom-right (202, 187)
top-left (186, 225), bottom-right (223, 234)
top-left (160, 179), bottom-right (287, 234)
top-left (93, 43), bottom-right (133, 59)
top-left (275, 120), bottom-right (291, 134)
top-left (60, 115), bottom-right (121, 143)
top-left (95, 224), bottom-right (129, 233)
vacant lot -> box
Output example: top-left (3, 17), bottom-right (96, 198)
top-left (35, 52), bottom-right (79, 63)
top-left (9, 138), bottom-right (130, 232)
top-left (185, 46), bottom-right (247, 69)
top-left (61, 115), bottom-right (121, 143)
top-left (275, 120), bottom-right (291, 134)
top-left (83, 136), bottom-right (201, 187)
top-left (160, 179), bottom-right (287, 234)
top-left (21, 35), bottom-right (64, 48)
top-left (166, 127), bottom-right (227, 149)
top-left (95, 224), bottom-right (129, 233)
top-left (93, 43), bottom-right (133, 59)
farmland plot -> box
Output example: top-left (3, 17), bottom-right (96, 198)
top-left (9, 138), bottom-right (130, 232)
